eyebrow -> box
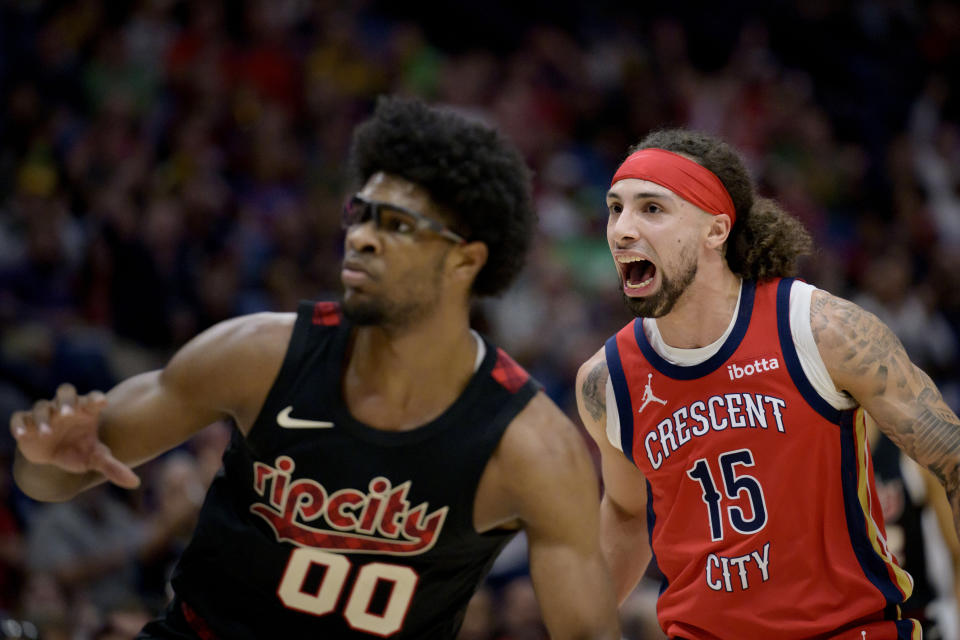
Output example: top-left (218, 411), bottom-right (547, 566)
top-left (606, 190), bottom-right (677, 202)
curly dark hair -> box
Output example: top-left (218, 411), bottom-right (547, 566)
top-left (347, 95), bottom-right (536, 297)
top-left (630, 129), bottom-right (812, 281)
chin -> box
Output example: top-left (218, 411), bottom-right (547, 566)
top-left (622, 256), bottom-right (697, 318)
top-left (342, 298), bottom-right (388, 326)
top-left (621, 289), bottom-right (681, 318)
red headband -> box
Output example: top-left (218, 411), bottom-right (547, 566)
top-left (610, 148), bottom-right (736, 224)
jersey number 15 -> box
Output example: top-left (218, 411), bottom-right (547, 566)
top-left (686, 448), bottom-right (768, 541)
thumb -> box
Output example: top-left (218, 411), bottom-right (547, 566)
top-left (90, 442), bottom-right (141, 489)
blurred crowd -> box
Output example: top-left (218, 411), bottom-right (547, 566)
top-left (1, 0), bottom-right (959, 638)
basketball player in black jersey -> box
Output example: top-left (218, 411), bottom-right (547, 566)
top-left (10, 97), bottom-right (620, 639)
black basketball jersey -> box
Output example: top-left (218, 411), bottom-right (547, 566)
top-left (166, 301), bottom-right (539, 639)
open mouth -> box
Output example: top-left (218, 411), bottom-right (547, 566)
top-left (619, 257), bottom-right (656, 290)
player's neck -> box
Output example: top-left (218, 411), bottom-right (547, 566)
top-left (344, 307), bottom-right (478, 431)
top-left (653, 268), bottom-right (741, 349)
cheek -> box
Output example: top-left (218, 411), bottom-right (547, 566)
top-left (656, 233), bottom-right (693, 270)
top-left (606, 221), bottom-right (618, 247)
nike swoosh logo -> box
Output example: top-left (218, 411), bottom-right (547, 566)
top-left (276, 406), bottom-right (335, 429)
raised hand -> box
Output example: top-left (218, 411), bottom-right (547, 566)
top-left (10, 383), bottom-right (140, 489)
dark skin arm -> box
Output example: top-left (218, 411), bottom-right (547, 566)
top-left (474, 392), bottom-right (621, 639)
top-left (812, 289), bottom-right (960, 536)
top-left (11, 313), bottom-right (293, 501)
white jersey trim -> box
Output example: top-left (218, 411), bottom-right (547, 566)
top-left (788, 281), bottom-right (856, 411)
top-left (470, 330), bottom-right (486, 373)
top-left (605, 374), bottom-right (622, 452)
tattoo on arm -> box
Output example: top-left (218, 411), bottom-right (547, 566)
top-left (810, 295), bottom-right (913, 396)
top-left (809, 289), bottom-right (828, 320)
top-left (901, 380), bottom-right (960, 539)
top-left (581, 361), bottom-right (609, 423)
top-left (812, 293), bottom-right (960, 505)
top-left (896, 385), bottom-right (960, 487)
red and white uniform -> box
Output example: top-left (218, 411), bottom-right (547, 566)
top-left (604, 278), bottom-right (919, 639)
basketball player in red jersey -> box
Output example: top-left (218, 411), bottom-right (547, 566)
top-left (10, 97), bottom-right (620, 639)
top-left (576, 128), bottom-right (960, 639)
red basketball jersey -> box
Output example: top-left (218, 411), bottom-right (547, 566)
top-left (605, 278), bottom-right (920, 639)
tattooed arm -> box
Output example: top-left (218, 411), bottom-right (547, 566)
top-left (576, 348), bottom-right (653, 603)
top-left (811, 289), bottom-right (960, 536)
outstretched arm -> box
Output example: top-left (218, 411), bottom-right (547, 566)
top-left (489, 393), bottom-right (620, 640)
top-left (12, 312), bottom-right (293, 501)
top-left (920, 462), bottom-right (960, 608)
top-left (812, 289), bottom-right (960, 536)
top-left (576, 350), bottom-right (653, 604)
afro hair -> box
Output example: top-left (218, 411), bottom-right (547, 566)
top-left (348, 96), bottom-right (536, 297)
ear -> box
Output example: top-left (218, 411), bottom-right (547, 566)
top-left (447, 240), bottom-right (489, 286)
top-left (704, 213), bottom-right (732, 250)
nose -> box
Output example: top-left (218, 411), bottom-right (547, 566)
top-left (344, 220), bottom-right (382, 254)
top-left (609, 206), bottom-right (641, 248)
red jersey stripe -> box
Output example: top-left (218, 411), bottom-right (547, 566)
top-left (312, 301), bottom-right (341, 326)
top-left (181, 601), bottom-right (220, 640)
top-left (491, 348), bottom-right (530, 393)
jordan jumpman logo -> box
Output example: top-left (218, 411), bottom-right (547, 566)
top-left (638, 373), bottom-right (667, 414)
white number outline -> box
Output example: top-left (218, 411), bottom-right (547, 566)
top-left (686, 448), bottom-right (768, 541)
top-left (277, 547), bottom-right (420, 636)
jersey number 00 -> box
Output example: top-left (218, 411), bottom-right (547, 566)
top-left (278, 547), bottom-right (419, 636)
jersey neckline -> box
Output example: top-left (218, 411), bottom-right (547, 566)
top-left (634, 279), bottom-right (757, 380)
top-left (329, 329), bottom-right (499, 446)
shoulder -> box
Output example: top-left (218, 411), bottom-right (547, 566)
top-left (495, 392), bottom-right (596, 490)
top-left (576, 347), bottom-right (609, 438)
top-left (209, 311), bottom-right (298, 345)
top-left (166, 312), bottom-right (296, 373)
top-left (808, 288), bottom-right (905, 391)
top-left (231, 312), bottom-right (299, 355)
top-left (808, 288), bottom-right (888, 352)
top-left (162, 312), bottom-right (297, 419)
top-left (577, 347), bottom-right (609, 384)
top-left (502, 392), bottom-right (586, 462)
top-left (786, 278), bottom-right (816, 300)
top-left (489, 391), bottom-right (599, 521)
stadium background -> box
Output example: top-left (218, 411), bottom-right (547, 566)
top-left (1, 1), bottom-right (959, 638)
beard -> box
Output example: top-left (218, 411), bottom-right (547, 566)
top-left (341, 297), bottom-right (390, 326)
top-left (342, 295), bottom-right (432, 328)
top-left (621, 249), bottom-right (698, 318)
top-left (342, 258), bottom-right (445, 329)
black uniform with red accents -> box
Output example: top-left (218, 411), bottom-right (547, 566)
top-left (139, 301), bottom-right (539, 639)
